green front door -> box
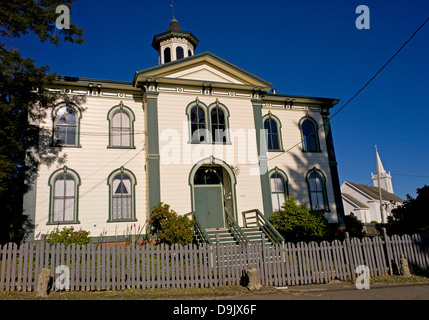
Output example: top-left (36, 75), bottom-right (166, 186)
top-left (194, 185), bottom-right (225, 229)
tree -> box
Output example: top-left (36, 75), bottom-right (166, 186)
top-left (343, 213), bottom-right (365, 238)
top-left (0, 0), bottom-right (84, 244)
top-left (269, 195), bottom-right (328, 243)
top-left (378, 185), bottom-right (429, 236)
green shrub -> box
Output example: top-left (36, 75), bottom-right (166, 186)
top-left (45, 226), bottom-right (91, 246)
top-left (150, 202), bottom-right (195, 246)
top-left (269, 195), bottom-right (328, 242)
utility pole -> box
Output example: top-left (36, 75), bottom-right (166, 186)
top-left (375, 145), bottom-right (384, 223)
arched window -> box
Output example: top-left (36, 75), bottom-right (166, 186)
top-left (164, 47), bottom-right (171, 63)
top-left (263, 113), bottom-right (283, 151)
top-left (209, 102), bottom-right (230, 144)
top-left (299, 117), bottom-right (320, 152)
top-left (107, 104), bottom-right (135, 148)
top-left (176, 46), bottom-right (184, 60)
top-left (48, 167), bottom-right (80, 224)
top-left (306, 168), bottom-right (328, 211)
top-left (188, 50), bottom-right (192, 57)
top-left (186, 101), bottom-right (208, 143)
top-left (108, 167), bottom-right (137, 222)
top-left (53, 102), bottom-right (81, 147)
top-left (194, 167), bottom-right (222, 185)
top-left (269, 168), bottom-right (289, 212)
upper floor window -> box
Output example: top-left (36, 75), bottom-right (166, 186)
top-left (186, 100), bottom-right (230, 144)
top-left (189, 103), bottom-right (207, 143)
top-left (209, 102), bottom-right (230, 144)
top-left (269, 168), bottom-right (289, 212)
top-left (53, 102), bottom-right (81, 147)
top-left (299, 116), bottom-right (320, 152)
top-left (107, 103), bottom-right (135, 148)
top-left (48, 166), bottom-right (80, 224)
top-left (263, 113), bottom-right (283, 151)
top-left (306, 168), bottom-right (328, 211)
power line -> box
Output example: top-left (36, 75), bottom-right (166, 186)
top-left (267, 15), bottom-right (429, 163)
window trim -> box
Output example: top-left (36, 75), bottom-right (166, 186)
top-left (47, 166), bottom-right (81, 225)
top-left (52, 101), bottom-right (82, 148)
top-left (208, 101), bottom-right (231, 144)
top-left (186, 99), bottom-right (232, 145)
top-left (299, 116), bottom-right (321, 153)
top-left (107, 167), bottom-right (137, 223)
top-left (186, 99), bottom-right (209, 144)
top-left (268, 167), bottom-right (289, 212)
top-left (107, 103), bottom-right (136, 149)
top-left (262, 113), bottom-right (284, 152)
top-left (305, 167), bottom-right (329, 212)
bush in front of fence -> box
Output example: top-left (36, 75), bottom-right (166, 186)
top-left (45, 226), bottom-right (91, 246)
top-left (269, 195), bottom-right (329, 243)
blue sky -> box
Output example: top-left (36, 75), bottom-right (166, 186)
top-left (4, 0), bottom-right (429, 200)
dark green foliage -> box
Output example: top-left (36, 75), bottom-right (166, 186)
top-left (343, 213), bottom-right (365, 238)
top-left (149, 203), bottom-right (195, 246)
top-left (0, 0), bottom-right (84, 244)
top-left (378, 185), bottom-right (429, 236)
top-left (0, 0), bottom-right (84, 46)
top-left (269, 195), bottom-right (328, 243)
top-left (45, 226), bottom-right (91, 246)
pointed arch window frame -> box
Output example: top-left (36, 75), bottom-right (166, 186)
top-left (107, 103), bottom-right (136, 149)
top-left (262, 113), bottom-right (284, 152)
top-left (268, 167), bottom-right (289, 212)
top-left (52, 101), bottom-right (82, 148)
top-left (305, 167), bottom-right (330, 212)
top-left (47, 166), bottom-right (81, 225)
top-left (185, 99), bottom-right (231, 145)
top-left (107, 167), bottom-right (138, 223)
top-left (299, 116), bottom-right (321, 153)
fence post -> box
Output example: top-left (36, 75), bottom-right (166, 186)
top-left (343, 232), bottom-right (355, 281)
top-left (382, 228), bottom-right (393, 275)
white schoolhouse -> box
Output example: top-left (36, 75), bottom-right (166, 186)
top-left (24, 18), bottom-right (346, 243)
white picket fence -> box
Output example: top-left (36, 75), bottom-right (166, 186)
top-left (1, 232), bottom-right (428, 292)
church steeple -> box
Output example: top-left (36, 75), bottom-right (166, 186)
top-left (152, 17), bottom-right (199, 65)
top-left (371, 146), bottom-right (394, 193)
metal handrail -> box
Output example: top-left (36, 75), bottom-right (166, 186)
top-left (185, 212), bottom-right (213, 245)
top-left (242, 209), bottom-right (285, 244)
top-left (225, 209), bottom-right (249, 244)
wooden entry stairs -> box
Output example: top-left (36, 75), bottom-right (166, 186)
top-left (188, 209), bottom-right (285, 245)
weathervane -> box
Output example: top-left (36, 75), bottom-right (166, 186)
top-left (171, 0), bottom-right (175, 19)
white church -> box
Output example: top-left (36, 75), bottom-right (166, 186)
top-left (24, 18), bottom-right (347, 243)
top-left (341, 149), bottom-right (404, 226)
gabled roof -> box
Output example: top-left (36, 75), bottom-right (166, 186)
top-left (342, 193), bottom-right (369, 209)
top-left (133, 51), bottom-right (274, 90)
top-left (344, 181), bottom-right (404, 203)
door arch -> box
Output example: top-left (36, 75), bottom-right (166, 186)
top-left (189, 157), bottom-right (237, 229)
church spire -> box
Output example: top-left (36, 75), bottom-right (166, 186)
top-left (371, 146), bottom-right (394, 193)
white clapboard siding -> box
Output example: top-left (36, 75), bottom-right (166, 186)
top-left (33, 94), bottom-right (147, 238)
top-left (157, 92), bottom-right (264, 217)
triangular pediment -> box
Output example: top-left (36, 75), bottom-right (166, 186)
top-left (134, 51), bottom-right (273, 89)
